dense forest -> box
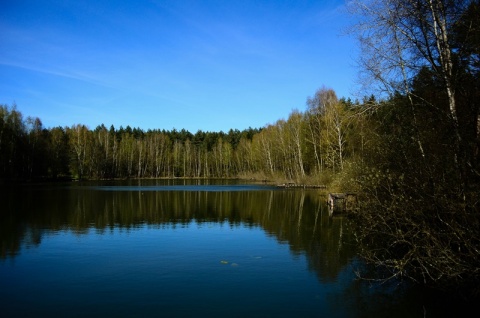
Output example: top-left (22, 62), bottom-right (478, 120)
top-left (0, 92), bottom-right (360, 183)
top-left (1, 0), bottom-right (479, 299)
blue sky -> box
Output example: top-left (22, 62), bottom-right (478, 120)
top-left (1, 0), bottom-right (358, 133)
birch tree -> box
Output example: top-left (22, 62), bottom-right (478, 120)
top-left (252, 127), bottom-right (275, 176)
top-left (349, 0), bottom-right (480, 293)
top-left (349, 0), bottom-right (478, 194)
top-left (306, 87), bottom-right (339, 174)
top-left (287, 111), bottom-right (306, 179)
top-left (68, 125), bottom-right (90, 179)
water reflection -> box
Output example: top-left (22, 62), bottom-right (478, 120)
top-left (2, 181), bottom-right (474, 317)
top-left (1, 182), bottom-right (354, 284)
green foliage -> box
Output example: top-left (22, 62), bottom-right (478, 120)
top-left (0, 106), bottom-right (272, 180)
top-left (1, 85), bottom-right (365, 184)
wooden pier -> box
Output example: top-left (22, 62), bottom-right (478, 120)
top-left (276, 183), bottom-right (326, 189)
top-left (328, 193), bottom-right (358, 215)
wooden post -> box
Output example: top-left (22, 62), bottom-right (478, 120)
top-left (328, 193), bottom-right (357, 216)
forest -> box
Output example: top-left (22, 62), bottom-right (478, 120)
top-left (0, 92), bottom-right (361, 183)
top-left (1, 0), bottom-right (479, 299)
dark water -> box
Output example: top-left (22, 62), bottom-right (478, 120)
top-left (0, 179), bottom-right (468, 317)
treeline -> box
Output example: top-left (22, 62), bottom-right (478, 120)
top-left (0, 107), bottom-right (262, 180)
top-left (0, 92), bottom-right (365, 182)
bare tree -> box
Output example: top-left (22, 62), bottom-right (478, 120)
top-left (348, 0), bottom-right (480, 294)
top-left (306, 87), bottom-right (339, 173)
top-left (349, 0), bottom-right (475, 195)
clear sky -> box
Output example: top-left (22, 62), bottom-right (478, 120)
top-left (1, 0), bottom-right (358, 133)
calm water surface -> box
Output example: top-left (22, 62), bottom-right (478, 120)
top-left (0, 179), bottom-right (463, 317)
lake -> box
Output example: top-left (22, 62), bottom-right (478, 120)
top-left (0, 179), bottom-right (469, 317)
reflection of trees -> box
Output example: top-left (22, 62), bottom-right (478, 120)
top-left (259, 190), bottom-right (356, 283)
top-left (0, 185), bottom-right (356, 284)
top-left (0, 185), bottom-right (72, 258)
